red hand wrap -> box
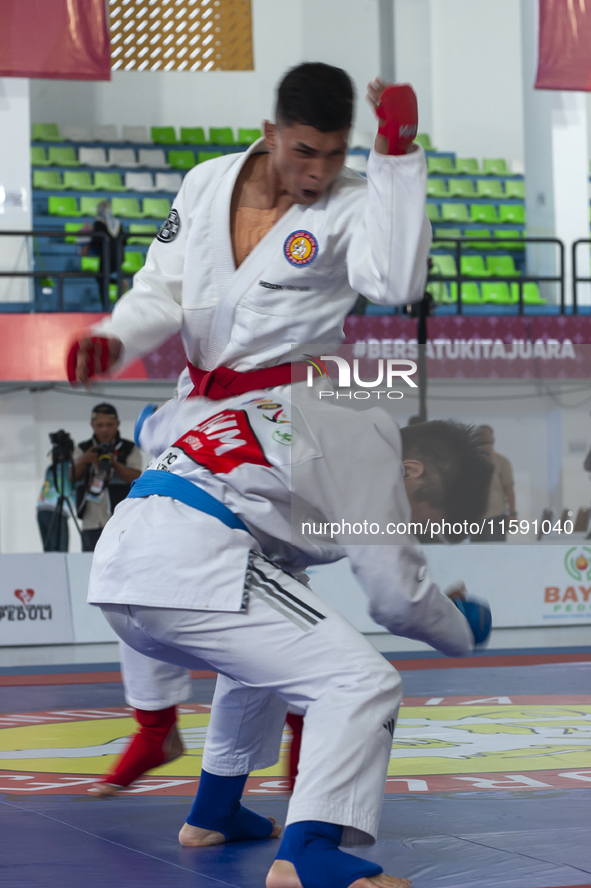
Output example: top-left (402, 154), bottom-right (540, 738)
top-left (376, 84), bottom-right (418, 156)
top-left (66, 336), bottom-right (112, 384)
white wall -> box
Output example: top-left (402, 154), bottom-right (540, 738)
top-left (0, 78), bottom-right (32, 302)
top-left (30, 0), bottom-right (380, 138)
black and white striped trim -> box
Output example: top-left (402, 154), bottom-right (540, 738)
top-left (247, 559), bottom-right (325, 630)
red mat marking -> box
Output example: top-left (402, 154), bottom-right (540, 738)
top-left (0, 669), bottom-right (216, 687)
top-left (1, 651), bottom-right (590, 687)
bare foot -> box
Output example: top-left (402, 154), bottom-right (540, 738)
top-left (179, 817), bottom-right (281, 847)
top-left (89, 783), bottom-right (121, 799)
top-left (266, 860), bottom-right (411, 888)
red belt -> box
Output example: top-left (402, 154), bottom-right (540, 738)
top-left (187, 360), bottom-right (307, 400)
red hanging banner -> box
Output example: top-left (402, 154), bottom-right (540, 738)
top-left (536, 0), bottom-right (591, 91)
top-left (0, 0), bottom-right (111, 81)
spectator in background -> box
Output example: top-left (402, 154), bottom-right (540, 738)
top-left (73, 403), bottom-right (142, 552)
top-left (473, 424), bottom-right (516, 541)
top-left (82, 200), bottom-right (128, 299)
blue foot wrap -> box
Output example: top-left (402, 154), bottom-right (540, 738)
top-left (276, 821), bottom-right (383, 888)
top-left (185, 770), bottom-right (276, 841)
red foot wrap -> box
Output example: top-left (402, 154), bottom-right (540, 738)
top-left (376, 84), bottom-right (418, 156)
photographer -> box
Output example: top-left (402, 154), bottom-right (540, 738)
top-left (73, 403), bottom-right (142, 552)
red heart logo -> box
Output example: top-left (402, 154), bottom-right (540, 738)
top-left (14, 589), bottom-right (34, 604)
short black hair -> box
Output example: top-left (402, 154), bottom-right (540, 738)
top-left (400, 421), bottom-right (493, 539)
top-left (276, 62), bottom-right (354, 132)
top-left (91, 403), bottom-right (118, 420)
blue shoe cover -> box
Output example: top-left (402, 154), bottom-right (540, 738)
top-left (276, 821), bottom-right (383, 888)
top-left (185, 770), bottom-right (276, 841)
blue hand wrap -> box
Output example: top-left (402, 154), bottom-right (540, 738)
top-left (186, 770), bottom-right (276, 841)
top-left (453, 598), bottom-right (492, 645)
top-left (134, 403), bottom-right (157, 447)
top-left (276, 822), bottom-right (383, 888)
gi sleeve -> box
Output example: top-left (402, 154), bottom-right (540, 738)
top-left (346, 146), bottom-right (431, 306)
top-left (292, 402), bottom-right (473, 657)
top-left (89, 178), bottom-right (191, 365)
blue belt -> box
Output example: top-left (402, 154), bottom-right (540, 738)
top-left (127, 470), bottom-right (248, 533)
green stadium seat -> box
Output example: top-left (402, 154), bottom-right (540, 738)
top-left (476, 179), bottom-right (504, 199)
top-left (427, 179), bottom-right (448, 198)
top-left (94, 171), bottom-right (126, 192)
top-left (414, 133), bottom-right (435, 151)
top-left (109, 283), bottom-right (120, 302)
top-left (151, 127), bottom-right (178, 144)
top-left (447, 179), bottom-right (476, 198)
top-left (433, 227), bottom-right (461, 249)
top-left (63, 170), bottom-right (95, 191)
top-left (520, 283), bottom-right (546, 305)
top-left (81, 256), bottom-right (101, 273)
top-left (121, 251), bottom-right (145, 274)
top-left (427, 156), bottom-right (455, 175)
top-left (499, 204), bottom-right (525, 224)
top-left (48, 196), bottom-right (80, 217)
top-left (33, 170), bottom-right (64, 190)
top-left (80, 196), bottom-right (105, 217)
top-left (470, 204), bottom-right (499, 224)
top-left (111, 197), bottom-right (142, 218)
top-left (168, 150), bottom-right (197, 170)
top-left (431, 255), bottom-right (457, 277)
top-left (32, 123), bottom-right (60, 141)
top-left (127, 223), bottom-right (158, 245)
top-left (426, 203), bottom-right (440, 223)
top-left (64, 222), bottom-right (86, 243)
top-left (494, 229), bottom-right (524, 250)
top-left (47, 146), bottom-right (80, 166)
top-left (504, 180), bottom-right (525, 199)
top-left (197, 151), bottom-right (224, 164)
top-left (482, 159), bottom-right (513, 176)
top-left (441, 203), bottom-right (470, 223)
top-left (461, 255), bottom-right (490, 278)
top-left (464, 228), bottom-right (493, 250)
top-left (449, 282), bottom-right (482, 304)
top-left (143, 197), bottom-right (171, 218)
top-left (180, 127), bottom-right (207, 145)
top-left (454, 158), bottom-right (479, 175)
top-left (31, 146), bottom-right (50, 166)
top-left (486, 255), bottom-right (520, 277)
top-left (209, 127), bottom-right (235, 145)
top-left (238, 128), bottom-right (262, 145)
top-left (482, 282), bottom-right (514, 304)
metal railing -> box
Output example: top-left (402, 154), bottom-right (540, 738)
top-left (0, 230), bottom-right (111, 311)
top-left (572, 239), bottom-right (591, 315)
top-left (428, 236), bottom-right (565, 314)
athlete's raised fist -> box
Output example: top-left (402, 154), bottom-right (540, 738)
top-left (452, 596), bottom-right (492, 646)
top-left (367, 79), bottom-right (418, 156)
top-left (66, 335), bottom-right (122, 386)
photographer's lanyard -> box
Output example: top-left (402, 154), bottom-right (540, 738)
top-left (127, 470), bottom-right (249, 533)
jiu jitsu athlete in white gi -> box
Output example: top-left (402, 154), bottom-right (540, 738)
top-left (88, 381), bottom-right (493, 888)
top-left (65, 62), bottom-right (433, 792)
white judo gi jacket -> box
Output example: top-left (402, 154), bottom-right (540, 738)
top-left (92, 140), bottom-right (431, 371)
top-left (88, 384), bottom-right (473, 659)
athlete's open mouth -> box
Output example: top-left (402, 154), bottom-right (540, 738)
top-left (302, 189), bottom-right (319, 201)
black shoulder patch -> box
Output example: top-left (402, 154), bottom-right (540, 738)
top-left (157, 208), bottom-right (181, 244)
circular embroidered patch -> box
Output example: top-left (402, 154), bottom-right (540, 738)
top-left (157, 208), bottom-right (181, 243)
top-left (284, 230), bottom-right (318, 267)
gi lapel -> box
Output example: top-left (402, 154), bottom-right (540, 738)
top-left (206, 201), bottom-right (305, 369)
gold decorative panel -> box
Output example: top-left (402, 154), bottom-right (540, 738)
top-left (109, 0), bottom-right (253, 72)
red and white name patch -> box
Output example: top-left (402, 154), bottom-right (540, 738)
top-left (172, 410), bottom-right (271, 475)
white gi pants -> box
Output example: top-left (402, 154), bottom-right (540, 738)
top-left (101, 554), bottom-right (402, 846)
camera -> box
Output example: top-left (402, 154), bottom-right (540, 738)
top-left (49, 429), bottom-right (74, 463)
top-left (93, 442), bottom-right (116, 458)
